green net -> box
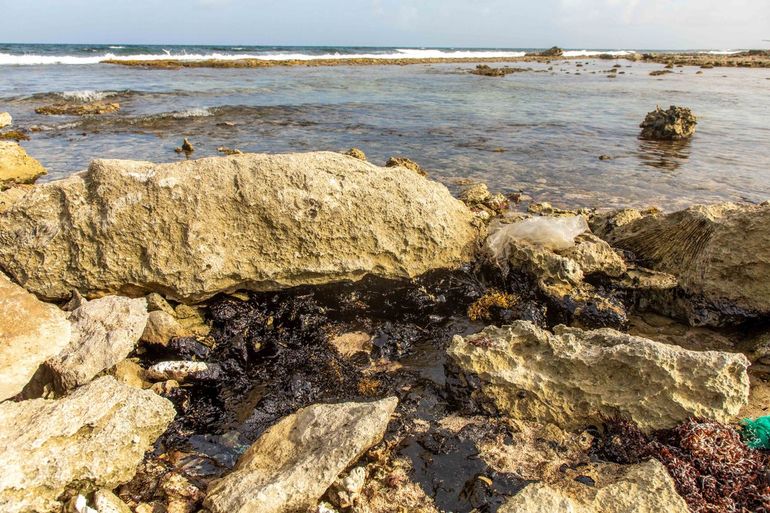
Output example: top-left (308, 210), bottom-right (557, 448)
top-left (740, 416), bottom-right (770, 449)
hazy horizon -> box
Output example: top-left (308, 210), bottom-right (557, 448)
top-left (0, 0), bottom-right (768, 50)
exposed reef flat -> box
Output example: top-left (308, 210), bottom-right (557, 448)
top-left (102, 51), bottom-right (770, 69)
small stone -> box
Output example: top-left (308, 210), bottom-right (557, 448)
top-left (181, 138), bottom-right (194, 153)
top-left (146, 293), bottom-right (176, 316)
top-left (0, 112), bottom-right (11, 129)
top-left (330, 331), bottom-right (373, 358)
top-left (385, 156), bottom-right (427, 177)
top-left (142, 310), bottom-right (191, 347)
top-left (93, 489), bottom-right (132, 513)
top-left (145, 361), bottom-right (220, 383)
top-left (344, 148), bottom-right (367, 161)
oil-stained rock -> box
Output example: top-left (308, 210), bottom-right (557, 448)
top-left (0, 152), bottom-right (479, 302)
top-left (447, 321), bottom-right (749, 431)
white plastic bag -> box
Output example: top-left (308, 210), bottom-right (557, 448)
top-left (487, 215), bottom-right (588, 261)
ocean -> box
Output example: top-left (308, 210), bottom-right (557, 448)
top-left (1, 44), bottom-right (769, 209)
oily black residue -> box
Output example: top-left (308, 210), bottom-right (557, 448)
top-left (593, 417), bottom-right (770, 513)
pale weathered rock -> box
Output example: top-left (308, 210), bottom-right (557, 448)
top-left (557, 233), bottom-right (626, 277)
top-left (448, 321), bottom-right (749, 431)
top-left (499, 460), bottom-right (688, 513)
top-left (0, 112), bottom-right (11, 129)
top-left (0, 272), bottom-right (72, 401)
top-left (594, 203), bottom-right (770, 325)
top-left (25, 296), bottom-right (148, 396)
top-left (0, 141), bottom-right (46, 190)
top-left (141, 310), bottom-right (191, 346)
top-left (204, 397), bottom-right (398, 513)
top-left (145, 361), bottom-right (220, 383)
top-left (93, 490), bottom-right (132, 513)
top-left (0, 152), bottom-right (478, 302)
top-left (0, 376), bottom-right (175, 513)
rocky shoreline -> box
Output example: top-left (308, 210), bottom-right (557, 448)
top-left (101, 50), bottom-right (770, 69)
top-left (1, 145), bottom-right (769, 513)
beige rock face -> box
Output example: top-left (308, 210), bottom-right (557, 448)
top-left (0, 272), bottom-right (72, 401)
top-left (204, 397), bottom-right (398, 513)
top-left (0, 152), bottom-right (478, 303)
top-left (593, 203), bottom-right (770, 325)
top-left (0, 141), bottom-right (46, 190)
top-left (499, 460), bottom-right (689, 513)
top-left (448, 321), bottom-right (749, 431)
top-left (25, 296), bottom-right (148, 396)
top-left (0, 376), bottom-right (175, 513)
top-left (141, 310), bottom-right (191, 346)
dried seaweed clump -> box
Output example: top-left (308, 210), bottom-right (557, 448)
top-left (594, 417), bottom-right (770, 513)
top-left (467, 290), bottom-right (519, 322)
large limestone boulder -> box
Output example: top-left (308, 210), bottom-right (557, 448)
top-left (499, 460), bottom-right (688, 513)
top-left (204, 397), bottom-right (398, 513)
top-left (592, 203), bottom-right (770, 325)
top-left (0, 141), bottom-right (46, 190)
top-left (0, 376), bottom-right (175, 513)
top-left (447, 321), bottom-right (749, 431)
top-left (24, 296), bottom-right (148, 396)
top-left (0, 272), bottom-right (72, 401)
top-left (0, 152), bottom-right (479, 302)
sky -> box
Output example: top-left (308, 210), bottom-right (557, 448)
top-left (0, 0), bottom-right (768, 49)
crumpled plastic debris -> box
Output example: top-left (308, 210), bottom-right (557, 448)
top-left (740, 416), bottom-right (770, 449)
top-left (487, 215), bottom-right (589, 261)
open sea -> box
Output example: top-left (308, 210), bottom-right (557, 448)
top-left (1, 44), bottom-right (769, 210)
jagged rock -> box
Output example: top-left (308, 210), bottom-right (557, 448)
top-left (593, 203), bottom-right (770, 326)
top-left (447, 321), bottom-right (749, 431)
top-left (0, 141), bottom-right (46, 190)
top-left (146, 293), bottom-right (177, 316)
top-left (487, 216), bottom-right (628, 328)
top-left (344, 148), bottom-right (366, 161)
top-left (499, 460), bottom-right (688, 513)
top-left (0, 376), bottom-right (175, 513)
top-left (204, 397), bottom-right (398, 513)
top-left (639, 105), bottom-right (697, 140)
top-left (0, 112), bottom-right (11, 129)
top-left (24, 296), bottom-right (148, 396)
top-left (0, 272), bottom-right (72, 401)
top-left (35, 102), bottom-right (120, 116)
top-left (0, 152), bottom-right (478, 302)
top-left (385, 156), bottom-right (427, 176)
top-left (141, 310), bottom-right (191, 346)
top-left (459, 183), bottom-right (509, 220)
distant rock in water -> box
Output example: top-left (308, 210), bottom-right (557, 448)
top-left (0, 112), bottom-right (11, 129)
top-left (528, 46), bottom-right (564, 57)
top-left (0, 141), bottom-right (46, 190)
top-left (385, 155), bottom-right (427, 176)
top-left (0, 152), bottom-right (478, 302)
top-left (175, 138), bottom-right (195, 154)
top-left (470, 64), bottom-right (528, 77)
top-left (639, 105), bottom-right (697, 140)
top-left (35, 102), bottom-right (120, 116)
top-left (344, 147), bottom-right (367, 161)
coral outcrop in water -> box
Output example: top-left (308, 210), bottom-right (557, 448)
top-left (639, 105), bottom-right (697, 140)
top-left (35, 101), bottom-right (120, 116)
top-left (0, 141), bottom-right (46, 190)
top-left (0, 376), bottom-right (175, 513)
top-left (592, 202), bottom-right (770, 326)
top-left (0, 152), bottom-right (479, 302)
top-left (447, 321), bottom-right (749, 431)
top-left (204, 398), bottom-right (397, 513)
